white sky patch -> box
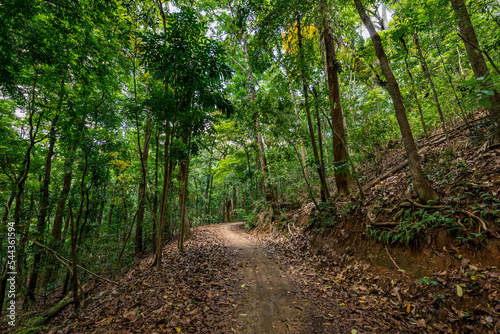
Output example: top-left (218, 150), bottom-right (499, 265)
top-left (361, 6), bottom-right (394, 38)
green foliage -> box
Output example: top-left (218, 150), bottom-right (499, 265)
top-left (418, 276), bottom-right (439, 286)
top-left (367, 209), bottom-right (464, 245)
top-left (458, 71), bottom-right (500, 109)
top-left (1, 0), bottom-right (500, 323)
top-left (244, 212), bottom-right (258, 230)
top-left (308, 203), bottom-right (337, 234)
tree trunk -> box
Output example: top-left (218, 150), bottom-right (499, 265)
top-left (135, 114), bottom-right (151, 255)
top-left (27, 114), bottom-right (59, 302)
top-left (207, 175), bottom-right (213, 219)
top-left (288, 83), bottom-right (308, 178)
top-left (178, 134), bottom-right (190, 252)
top-left (450, 0), bottom-right (500, 143)
top-left (155, 122), bottom-right (173, 270)
top-left (68, 201), bottom-right (80, 310)
top-left (232, 186), bottom-right (237, 216)
top-left (412, 31), bottom-right (452, 151)
top-left (321, 9), bottom-right (355, 196)
top-left (0, 258), bottom-right (8, 318)
top-left (52, 146), bottom-right (75, 242)
top-left (74, 148), bottom-right (91, 244)
top-left (242, 30), bottom-right (274, 202)
top-left (297, 13), bottom-right (330, 202)
top-left (152, 132), bottom-right (160, 253)
top-left (381, 1), bottom-right (389, 30)
top-left (225, 197), bottom-right (231, 222)
top-left (354, 0), bottom-right (439, 202)
top-left (13, 73), bottom-right (41, 286)
top-left (244, 147), bottom-right (254, 203)
top-left (311, 87), bottom-right (330, 197)
top-left (403, 57), bottom-right (429, 139)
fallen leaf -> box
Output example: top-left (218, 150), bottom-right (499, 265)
top-left (457, 285), bottom-right (463, 297)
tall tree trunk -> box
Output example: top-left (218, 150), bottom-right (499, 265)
top-left (232, 186), bottom-right (237, 216)
top-left (403, 56), bottom-right (429, 139)
top-left (381, 1), bottom-right (389, 30)
top-left (207, 175), bottom-right (213, 219)
top-left (152, 132), bottom-right (160, 253)
top-left (155, 122), bottom-right (173, 270)
top-left (311, 87), bottom-right (330, 200)
top-left (78, 186), bottom-right (92, 244)
top-left (243, 182), bottom-right (247, 212)
top-left (320, 8), bottom-right (355, 196)
top-left (68, 201), bottom-right (79, 310)
top-left (242, 30), bottom-right (274, 202)
top-left (0, 192), bottom-right (15, 313)
top-left (27, 114), bottom-right (59, 302)
top-left (74, 148), bottom-right (91, 244)
top-left (354, 0), bottom-right (439, 202)
top-left (0, 256), bottom-right (8, 317)
top-left (450, 0), bottom-right (500, 143)
top-left (52, 147), bottom-right (75, 242)
top-left (46, 146), bottom-right (74, 294)
top-left (412, 31), bottom-right (452, 151)
top-left (244, 147), bottom-right (254, 203)
top-left (288, 83), bottom-right (308, 178)
top-left (204, 175), bottom-right (210, 216)
top-left (297, 13), bottom-right (330, 202)
top-left (178, 133), bottom-right (190, 252)
top-left (225, 196), bottom-right (231, 223)
top-left (135, 114), bottom-right (151, 255)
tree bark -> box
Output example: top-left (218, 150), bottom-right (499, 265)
top-left (297, 13), bottom-right (330, 202)
top-left (178, 133), bottom-right (190, 252)
top-left (320, 9), bottom-right (355, 196)
top-left (412, 31), bottom-right (452, 151)
top-left (354, 0), bottom-right (439, 202)
top-left (0, 258), bottom-right (8, 317)
top-left (450, 0), bottom-right (500, 143)
top-left (288, 82), bottom-right (308, 178)
top-left (242, 30), bottom-right (274, 202)
top-left (311, 87), bottom-right (330, 199)
top-left (68, 201), bottom-right (80, 310)
top-left (155, 122), bottom-right (173, 270)
top-left (74, 148), bottom-right (91, 244)
top-left (152, 132), bottom-right (160, 253)
top-left (52, 146), bottom-right (75, 242)
top-left (27, 114), bottom-right (59, 302)
top-left (135, 114), bottom-right (151, 254)
top-left (403, 56), bottom-right (429, 139)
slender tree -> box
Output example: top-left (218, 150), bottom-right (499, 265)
top-left (354, 0), bottom-right (439, 202)
top-left (450, 0), bottom-right (500, 143)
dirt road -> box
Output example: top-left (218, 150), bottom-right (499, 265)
top-left (218, 222), bottom-right (308, 333)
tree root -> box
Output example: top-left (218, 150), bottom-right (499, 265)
top-left (403, 198), bottom-right (498, 237)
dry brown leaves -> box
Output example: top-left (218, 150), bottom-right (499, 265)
top-left (46, 227), bottom-right (244, 334)
top-left (252, 227), bottom-right (500, 333)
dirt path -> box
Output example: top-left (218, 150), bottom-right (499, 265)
top-left (218, 223), bottom-right (307, 333)
top-left (22, 221), bottom-right (499, 334)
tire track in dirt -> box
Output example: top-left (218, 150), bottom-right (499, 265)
top-left (218, 222), bottom-right (307, 334)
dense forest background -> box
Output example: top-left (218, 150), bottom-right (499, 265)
top-left (1, 0), bottom-right (500, 329)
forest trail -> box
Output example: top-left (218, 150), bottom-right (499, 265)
top-left (16, 220), bottom-right (500, 333)
top-left (218, 222), bottom-right (307, 333)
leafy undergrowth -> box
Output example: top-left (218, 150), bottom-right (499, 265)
top-left (343, 113), bottom-right (500, 247)
top-left (252, 227), bottom-right (500, 333)
top-left (34, 227), bottom-right (244, 334)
